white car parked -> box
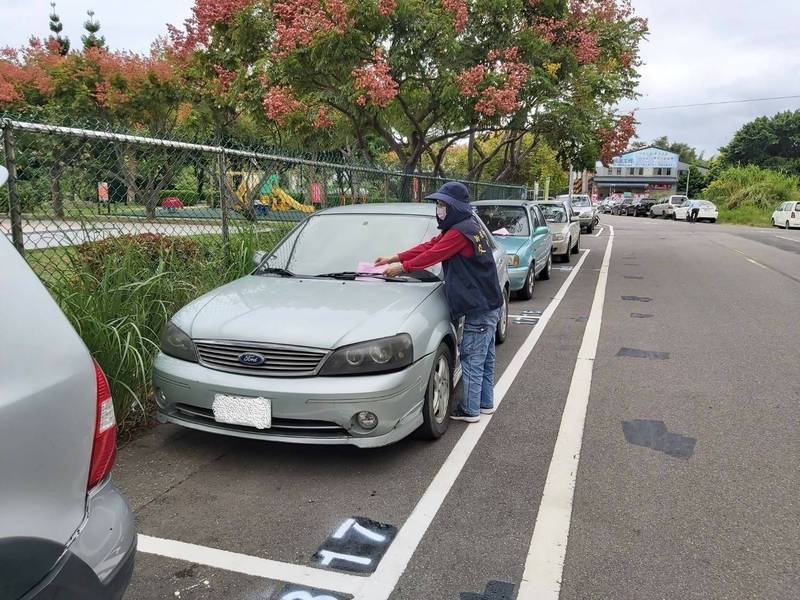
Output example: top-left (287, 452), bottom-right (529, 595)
top-left (771, 201), bottom-right (800, 229)
top-left (650, 195), bottom-right (689, 219)
top-left (674, 199), bottom-right (718, 222)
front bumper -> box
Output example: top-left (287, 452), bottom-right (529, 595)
top-left (508, 265), bottom-right (529, 291)
top-left (153, 352), bottom-right (434, 448)
top-left (551, 238), bottom-right (569, 254)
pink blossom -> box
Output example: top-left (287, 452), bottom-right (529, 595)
top-left (442, 0), bottom-right (468, 32)
top-left (272, 0), bottom-right (351, 58)
top-left (378, 0), bottom-right (396, 16)
top-left (352, 48), bottom-right (398, 108)
top-left (262, 85), bottom-right (302, 124)
top-left (312, 106), bottom-right (335, 128)
top-left (599, 113), bottom-right (636, 165)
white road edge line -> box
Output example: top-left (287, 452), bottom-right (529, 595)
top-left (746, 257), bottom-right (768, 269)
top-left (137, 534), bottom-right (364, 593)
top-left (517, 224), bottom-right (615, 600)
top-left (775, 235), bottom-right (800, 244)
top-left (352, 248), bottom-right (593, 600)
top-left (593, 226), bottom-right (604, 237)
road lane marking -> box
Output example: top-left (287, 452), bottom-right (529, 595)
top-left (775, 235), bottom-right (800, 243)
top-left (137, 535), bottom-right (364, 593)
top-left (517, 224), bottom-right (615, 600)
top-left (352, 248), bottom-right (593, 600)
top-left (746, 258), bottom-right (768, 269)
top-left (593, 227), bottom-right (604, 237)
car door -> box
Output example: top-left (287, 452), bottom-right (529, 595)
top-left (776, 202), bottom-right (788, 223)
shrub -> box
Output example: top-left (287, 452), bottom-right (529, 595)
top-left (704, 165), bottom-right (800, 210)
top-left (49, 229), bottom-right (273, 432)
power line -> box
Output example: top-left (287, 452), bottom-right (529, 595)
top-left (632, 94), bottom-right (800, 111)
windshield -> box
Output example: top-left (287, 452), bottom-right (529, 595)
top-left (571, 198), bottom-right (591, 207)
top-left (265, 213), bottom-right (440, 278)
top-left (475, 206), bottom-right (530, 236)
top-left (538, 204), bottom-right (568, 223)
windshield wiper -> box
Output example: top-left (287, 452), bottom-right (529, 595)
top-left (257, 267), bottom-right (296, 277)
top-left (315, 271), bottom-right (412, 282)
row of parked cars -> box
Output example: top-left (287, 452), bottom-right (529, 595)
top-left (600, 195), bottom-right (720, 223)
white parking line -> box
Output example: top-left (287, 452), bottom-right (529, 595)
top-left (517, 225), bottom-right (614, 600)
top-left (746, 257), bottom-right (768, 269)
top-left (136, 249), bottom-right (594, 597)
top-left (775, 235), bottom-right (800, 244)
top-left (353, 249), bottom-right (592, 600)
top-left (138, 535), bottom-right (363, 593)
top-left (593, 227), bottom-right (604, 237)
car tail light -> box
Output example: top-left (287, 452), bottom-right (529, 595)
top-left (88, 360), bottom-right (117, 490)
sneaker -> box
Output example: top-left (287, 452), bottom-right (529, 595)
top-left (480, 406), bottom-right (496, 415)
top-left (450, 407), bottom-right (480, 423)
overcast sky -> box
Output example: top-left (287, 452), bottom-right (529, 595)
top-left (3, 0), bottom-right (799, 158)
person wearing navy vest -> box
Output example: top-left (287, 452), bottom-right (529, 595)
top-left (375, 181), bottom-right (504, 423)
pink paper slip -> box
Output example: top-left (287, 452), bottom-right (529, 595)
top-left (357, 261), bottom-right (389, 275)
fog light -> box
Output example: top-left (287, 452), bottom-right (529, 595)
top-left (356, 411), bottom-right (378, 430)
top-left (155, 387), bottom-right (167, 408)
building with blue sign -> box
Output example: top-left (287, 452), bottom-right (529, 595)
top-left (591, 146), bottom-right (694, 199)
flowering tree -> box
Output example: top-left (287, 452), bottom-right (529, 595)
top-left (162, 0), bottom-right (645, 184)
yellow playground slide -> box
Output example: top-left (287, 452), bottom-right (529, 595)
top-left (271, 186), bottom-right (315, 213)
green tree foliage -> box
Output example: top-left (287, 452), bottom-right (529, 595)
top-left (720, 110), bottom-right (800, 175)
top-left (81, 10), bottom-right (106, 50)
top-left (48, 3), bottom-right (70, 56)
top-left (677, 165), bottom-right (708, 197)
top-left (704, 164), bottom-right (799, 210)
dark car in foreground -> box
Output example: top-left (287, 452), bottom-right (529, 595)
top-left (632, 198), bottom-right (658, 216)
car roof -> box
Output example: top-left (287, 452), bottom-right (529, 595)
top-left (472, 199), bottom-right (531, 207)
top-left (318, 202), bottom-right (435, 216)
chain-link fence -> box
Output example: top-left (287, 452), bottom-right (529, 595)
top-left (1, 117), bottom-right (525, 281)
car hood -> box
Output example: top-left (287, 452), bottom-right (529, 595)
top-left (172, 275), bottom-right (440, 350)
top-left (575, 206), bottom-right (594, 215)
top-left (495, 236), bottom-right (529, 255)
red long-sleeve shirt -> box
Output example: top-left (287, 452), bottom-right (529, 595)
top-left (398, 228), bottom-right (473, 272)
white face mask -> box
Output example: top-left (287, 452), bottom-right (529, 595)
top-left (436, 205), bottom-right (447, 220)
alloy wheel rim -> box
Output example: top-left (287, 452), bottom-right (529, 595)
top-left (499, 295), bottom-right (508, 336)
top-left (432, 355), bottom-right (450, 423)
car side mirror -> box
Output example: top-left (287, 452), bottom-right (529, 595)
top-left (253, 250), bottom-right (267, 269)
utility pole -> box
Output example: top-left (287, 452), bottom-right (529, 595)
top-left (568, 164), bottom-right (574, 200)
top-left (685, 165), bottom-right (691, 196)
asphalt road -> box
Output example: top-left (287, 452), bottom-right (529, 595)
top-left (115, 215), bottom-right (800, 600)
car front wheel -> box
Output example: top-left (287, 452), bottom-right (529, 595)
top-left (495, 289), bottom-right (509, 344)
top-left (419, 343), bottom-right (452, 440)
top-left (571, 235), bottom-right (580, 254)
top-left (538, 253), bottom-right (552, 280)
top-left (562, 239), bottom-right (571, 263)
top-left (516, 265), bottom-right (534, 300)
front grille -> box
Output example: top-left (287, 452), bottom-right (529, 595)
top-left (174, 403), bottom-right (347, 438)
top-left (195, 340), bottom-right (328, 377)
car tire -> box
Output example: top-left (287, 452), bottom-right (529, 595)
top-left (711, 218), bottom-right (717, 223)
top-left (517, 265), bottom-right (534, 300)
top-left (538, 253), bottom-right (552, 280)
top-left (587, 225), bottom-right (594, 234)
top-left (562, 239), bottom-right (571, 263)
top-left (418, 343), bottom-right (452, 440)
top-left (771, 219), bottom-right (775, 227)
top-left (650, 212), bottom-right (656, 218)
top-left (495, 289), bottom-right (509, 344)
top-left (571, 236), bottom-right (580, 254)
top-left (786, 221), bottom-right (791, 230)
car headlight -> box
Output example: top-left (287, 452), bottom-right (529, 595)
top-left (552, 232), bottom-right (564, 241)
top-left (160, 321), bottom-right (198, 362)
top-left (319, 334), bottom-right (413, 376)
top-left (507, 254), bottom-right (520, 267)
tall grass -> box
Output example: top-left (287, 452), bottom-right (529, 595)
top-left (45, 226), bottom-right (286, 432)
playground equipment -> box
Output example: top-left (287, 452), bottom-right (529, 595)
top-left (231, 171), bottom-right (315, 214)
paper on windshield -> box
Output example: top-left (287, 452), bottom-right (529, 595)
top-left (492, 227), bottom-right (510, 236)
top-left (357, 261), bottom-right (388, 275)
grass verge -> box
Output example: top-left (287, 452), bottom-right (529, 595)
top-left (716, 206), bottom-right (774, 228)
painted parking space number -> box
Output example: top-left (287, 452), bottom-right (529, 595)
top-left (312, 516), bottom-right (398, 574)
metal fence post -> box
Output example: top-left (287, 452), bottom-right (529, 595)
top-left (2, 124), bottom-right (25, 256)
top-left (217, 149), bottom-right (230, 246)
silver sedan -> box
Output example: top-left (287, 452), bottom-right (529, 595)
top-left (153, 203), bottom-right (509, 447)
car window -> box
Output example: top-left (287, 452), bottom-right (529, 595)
top-left (532, 206), bottom-right (546, 229)
top-left (474, 205), bottom-right (531, 236)
top-left (477, 219), bottom-right (498, 249)
top-left (795, 203), bottom-right (800, 211)
top-left (539, 204), bottom-right (568, 223)
top-left (571, 198), bottom-right (591, 207)
top-left (699, 201), bottom-right (715, 208)
top-left (266, 213), bottom-right (439, 276)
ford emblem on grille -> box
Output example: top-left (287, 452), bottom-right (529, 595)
top-left (238, 352), bottom-right (266, 366)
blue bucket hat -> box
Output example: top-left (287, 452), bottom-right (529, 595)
top-left (425, 181), bottom-right (470, 205)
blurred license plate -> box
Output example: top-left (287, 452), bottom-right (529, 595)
top-left (212, 394), bottom-right (271, 429)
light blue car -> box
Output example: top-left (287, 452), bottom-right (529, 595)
top-left (473, 200), bottom-right (552, 300)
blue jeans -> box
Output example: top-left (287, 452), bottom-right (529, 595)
top-left (458, 308), bottom-right (501, 416)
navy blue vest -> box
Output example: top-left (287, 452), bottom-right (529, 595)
top-left (441, 217), bottom-right (504, 321)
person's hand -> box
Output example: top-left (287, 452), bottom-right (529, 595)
top-left (374, 255), bottom-right (398, 266)
top-left (384, 262), bottom-right (405, 277)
